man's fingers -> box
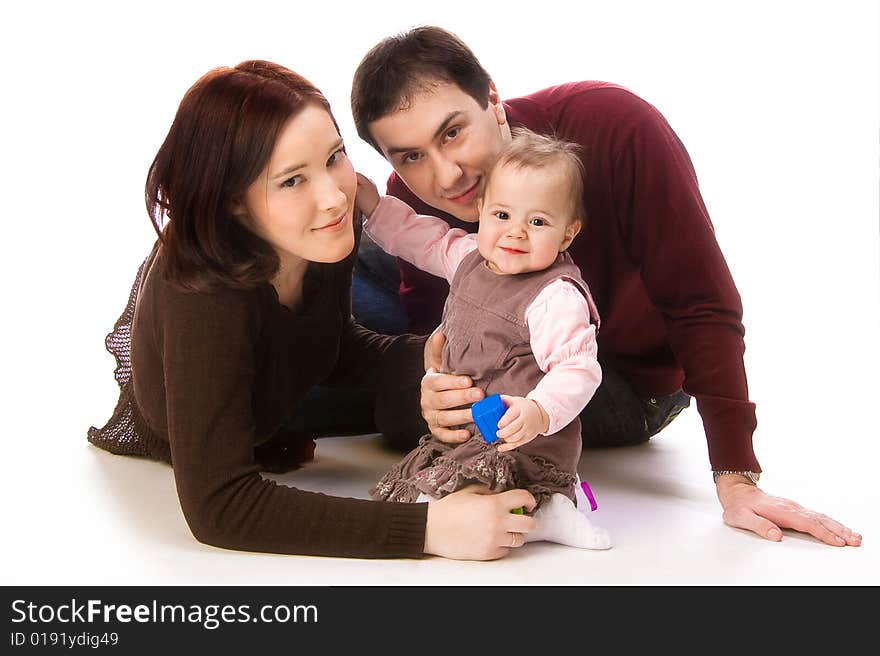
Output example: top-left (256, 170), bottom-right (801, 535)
top-left (723, 507), bottom-right (783, 541)
top-left (422, 371), bottom-right (473, 393)
top-left (429, 408), bottom-right (473, 429)
top-left (432, 427), bottom-right (471, 444)
top-left (426, 389), bottom-right (482, 414)
top-left (802, 514), bottom-right (861, 546)
top-left (761, 504), bottom-right (863, 547)
top-left (828, 522), bottom-right (862, 546)
top-left (424, 331), bottom-right (446, 372)
top-left (788, 513), bottom-right (854, 547)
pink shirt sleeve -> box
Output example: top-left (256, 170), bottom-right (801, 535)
top-left (525, 279), bottom-right (602, 436)
top-left (364, 196), bottom-right (478, 282)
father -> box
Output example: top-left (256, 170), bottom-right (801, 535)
top-left (348, 26), bottom-right (860, 547)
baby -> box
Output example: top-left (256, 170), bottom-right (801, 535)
top-left (358, 128), bottom-right (610, 550)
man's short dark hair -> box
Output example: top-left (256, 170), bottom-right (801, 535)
top-left (351, 26), bottom-right (491, 152)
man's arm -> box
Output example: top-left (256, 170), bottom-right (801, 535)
top-left (594, 90), bottom-right (858, 546)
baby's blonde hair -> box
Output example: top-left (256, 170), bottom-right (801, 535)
top-left (483, 127), bottom-right (586, 223)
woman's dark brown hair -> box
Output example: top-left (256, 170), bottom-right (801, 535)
top-left (146, 60), bottom-right (335, 291)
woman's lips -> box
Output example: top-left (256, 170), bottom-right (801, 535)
top-left (313, 213), bottom-right (347, 232)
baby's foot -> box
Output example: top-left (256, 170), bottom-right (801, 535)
top-left (524, 493), bottom-right (611, 550)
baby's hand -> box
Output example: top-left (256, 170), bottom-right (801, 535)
top-left (495, 396), bottom-right (550, 452)
top-left (355, 173), bottom-right (380, 218)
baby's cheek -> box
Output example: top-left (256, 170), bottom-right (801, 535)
top-left (475, 230), bottom-right (496, 261)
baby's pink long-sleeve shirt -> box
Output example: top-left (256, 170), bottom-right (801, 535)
top-left (365, 196), bottom-right (601, 436)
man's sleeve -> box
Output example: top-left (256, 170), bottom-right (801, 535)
top-left (585, 95), bottom-right (759, 471)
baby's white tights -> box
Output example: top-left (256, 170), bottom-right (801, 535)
top-left (416, 476), bottom-right (611, 550)
top-left (522, 490), bottom-right (611, 549)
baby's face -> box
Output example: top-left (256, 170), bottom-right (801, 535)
top-left (476, 162), bottom-right (581, 275)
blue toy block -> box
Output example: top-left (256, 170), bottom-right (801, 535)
top-left (472, 394), bottom-right (507, 444)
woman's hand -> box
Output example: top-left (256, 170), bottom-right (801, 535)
top-left (423, 485), bottom-right (537, 560)
top-left (355, 172), bottom-right (380, 218)
top-left (495, 396), bottom-right (549, 452)
top-left (421, 331), bottom-right (484, 444)
top-left (715, 475), bottom-right (862, 546)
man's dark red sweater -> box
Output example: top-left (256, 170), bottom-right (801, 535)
top-left (386, 81), bottom-right (759, 472)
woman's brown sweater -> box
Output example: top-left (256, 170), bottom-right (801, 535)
top-left (88, 227), bottom-right (429, 558)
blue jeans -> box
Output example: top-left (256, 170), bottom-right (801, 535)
top-left (580, 360), bottom-right (691, 447)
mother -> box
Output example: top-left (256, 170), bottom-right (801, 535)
top-left (88, 60), bottom-right (535, 559)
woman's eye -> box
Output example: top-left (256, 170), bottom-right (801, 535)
top-left (281, 175), bottom-right (303, 189)
top-left (529, 217), bottom-right (546, 227)
top-left (494, 211), bottom-right (510, 220)
top-left (328, 147), bottom-right (347, 166)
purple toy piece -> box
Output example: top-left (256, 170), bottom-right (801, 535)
top-left (581, 480), bottom-right (598, 512)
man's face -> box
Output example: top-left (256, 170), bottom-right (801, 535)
top-left (368, 80), bottom-right (511, 222)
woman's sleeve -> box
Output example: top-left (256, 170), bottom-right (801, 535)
top-left (322, 217), bottom-right (429, 392)
top-left (160, 288), bottom-right (427, 558)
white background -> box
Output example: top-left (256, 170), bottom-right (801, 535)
top-left (2, 0), bottom-right (878, 584)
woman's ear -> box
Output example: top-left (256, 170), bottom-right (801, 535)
top-left (230, 197), bottom-right (248, 220)
top-left (560, 219), bottom-right (582, 251)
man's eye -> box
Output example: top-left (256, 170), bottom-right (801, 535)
top-left (443, 127), bottom-right (460, 142)
top-left (494, 211), bottom-right (510, 220)
top-left (403, 152), bottom-right (422, 164)
top-left (529, 218), bottom-right (546, 227)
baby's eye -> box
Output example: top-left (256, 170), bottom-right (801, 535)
top-left (529, 217), bottom-right (546, 227)
top-left (494, 211), bottom-right (510, 220)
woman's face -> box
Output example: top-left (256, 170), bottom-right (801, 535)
top-left (240, 104), bottom-right (357, 268)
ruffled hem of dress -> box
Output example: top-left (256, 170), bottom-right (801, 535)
top-left (371, 436), bottom-right (577, 509)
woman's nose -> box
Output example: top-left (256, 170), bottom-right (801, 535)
top-left (315, 175), bottom-right (347, 213)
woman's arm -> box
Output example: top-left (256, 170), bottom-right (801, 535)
top-left (160, 287), bottom-right (427, 558)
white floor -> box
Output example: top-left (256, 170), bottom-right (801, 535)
top-left (2, 2), bottom-right (878, 586)
top-left (4, 401), bottom-right (878, 586)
